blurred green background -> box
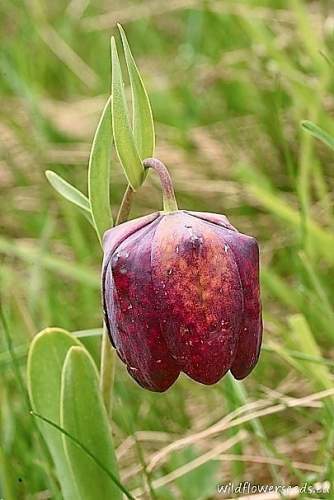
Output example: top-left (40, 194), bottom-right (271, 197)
top-left (1, 0), bottom-right (334, 498)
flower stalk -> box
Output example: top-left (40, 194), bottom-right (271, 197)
top-left (115, 185), bottom-right (134, 225)
top-left (100, 325), bottom-right (116, 416)
top-left (143, 158), bottom-right (178, 213)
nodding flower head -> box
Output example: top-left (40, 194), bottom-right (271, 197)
top-left (102, 209), bottom-right (262, 392)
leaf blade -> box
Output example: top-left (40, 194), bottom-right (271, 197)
top-left (118, 24), bottom-right (155, 159)
top-left (60, 346), bottom-right (122, 500)
top-left (301, 120), bottom-right (334, 151)
top-left (32, 411), bottom-right (134, 500)
top-left (88, 97), bottom-right (113, 242)
top-left (45, 170), bottom-right (91, 213)
top-left (27, 328), bottom-right (82, 500)
top-left (111, 36), bottom-right (144, 190)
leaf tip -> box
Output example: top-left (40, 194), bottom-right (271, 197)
top-left (301, 120), bottom-right (311, 130)
top-left (45, 170), bottom-right (54, 180)
top-left (110, 35), bottom-right (116, 51)
top-left (117, 24), bottom-right (127, 41)
top-left (68, 345), bottom-right (85, 356)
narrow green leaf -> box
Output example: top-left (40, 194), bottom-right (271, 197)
top-left (0, 445), bottom-right (19, 500)
top-left (0, 236), bottom-right (100, 288)
top-left (27, 328), bottom-right (81, 500)
top-left (111, 36), bottom-right (144, 190)
top-left (1, 307), bottom-right (28, 402)
top-left (88, 97), bottom-right (113, 242)
top-left (301, 120), bottom-right (334, 151)
top-left (60, 346), bottom-right (122, 500)
top-left (118, 24), bottom-right (155, 158)
top-left (263, 343), bottom-right (334, 368)
top-left (0, 344), bottom-right (27, 372)
top-left (287, 315), bottom-right (333, 392)
top-left (45, 170), bottom-right (92, 215)
top-left (236, 165), bottom-right (334, 265)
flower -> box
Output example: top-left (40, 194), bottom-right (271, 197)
top-left (102, 209), bottom-right (262, 392)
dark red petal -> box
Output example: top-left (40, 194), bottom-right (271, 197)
top-left (102, 213), bottom-right (160, 346)
top-left (187, 211), bottom-right (237, 232)
top-left (190, 212), bottom-right (262, 379)
top-left (226, 234), bottom-right (262, 379)
top-left (105, 219), bottom-right (180, 392)
top-left (103, 212), bottom-right (160, 258)
top-left (151, 212), bottom-right (243, 385)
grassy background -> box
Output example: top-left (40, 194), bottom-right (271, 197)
top-left (1, 0), bottom-right (334, 498)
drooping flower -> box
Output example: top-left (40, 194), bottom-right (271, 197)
top-left (102, 159), bottom-right (262, 392)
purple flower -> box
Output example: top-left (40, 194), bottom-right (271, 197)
top-left (102, 210), bottom-right (262, 392)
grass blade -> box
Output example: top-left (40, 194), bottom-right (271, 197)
top-left (0, 236), bottom-right (100, 288)
top-left (236, 165), bottom-right (334, 265)
top-left (263, 343), bottom-right (334, 368)
top-left (301, 120), bottom-right (334, 151)
top-left (0, 307), bottom-right (29, 407)
top-left (111, 36), bottom-right (144, 190)
top-left (118, 24), bottom-right (155, 159)
top-left (287, 315), bottom-right (333, 391)
top-left (88, 97), bottom-right (113, 243)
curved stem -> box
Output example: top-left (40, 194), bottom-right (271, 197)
top-left (143, 158), bottom-right (178, 212)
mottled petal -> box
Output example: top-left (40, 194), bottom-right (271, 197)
top-left (187, 211), bottom-right (237, 232)
top-left (151, 212), bottom-right (244, 385)
top-left (102, 207), bottom-right (262, 391)
top-left (190, 212), bottom-right (262, 379)
top-left (224, 233), bottom-right (262, 379)
top-left (102, 212), bottom-right (160, 346)
top-left (105, 218), bottom-right (180, 392)
top-left (103, 212), bottom-right (160, 259)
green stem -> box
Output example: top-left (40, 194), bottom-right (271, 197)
top-left (116, 185), bottom-right (134, 225)
top-left (143, 158), bottom-right (178, 212)
top-left (100, 183), bottom-right (134, 416)
top-left (100, 325), bottom-right (116, 416)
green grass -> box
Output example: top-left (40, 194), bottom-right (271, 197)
top-left (1, 0), bottom-right (334, 498)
